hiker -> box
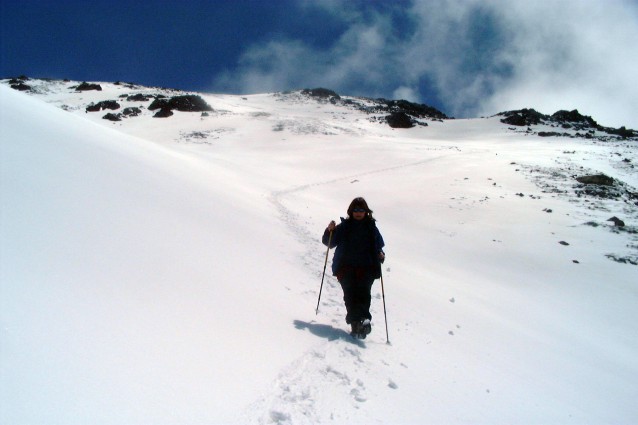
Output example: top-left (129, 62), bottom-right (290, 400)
top-left (322, 197), bottom-right (385, 338)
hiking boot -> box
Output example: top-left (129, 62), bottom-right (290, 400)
top-left (361, 319), bottom-right (372, 336)
top-left (350, 319), bottom-right (371, 339)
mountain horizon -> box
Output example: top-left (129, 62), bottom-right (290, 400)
top-left (5, 75), bottom-right (638, 137)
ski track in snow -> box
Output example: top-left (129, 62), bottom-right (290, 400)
top-left (245, 157), bottom-right (457, 424)
top-left (251, 135), bottom-right (638, 422)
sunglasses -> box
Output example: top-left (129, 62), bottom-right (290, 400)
top-left (352, 208), bottom-right (366, 213)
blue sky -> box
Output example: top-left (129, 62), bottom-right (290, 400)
top-left (2, 0), bottom-right (638, 128)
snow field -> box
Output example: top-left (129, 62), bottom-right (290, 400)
top-left (1, 83), bottom-right (637, 424)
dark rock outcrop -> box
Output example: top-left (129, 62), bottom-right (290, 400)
top-left (607, 126), bottom-right (636, 139)
top-left (298, 88), bottom-right (448, 125)
top-left (86, 100), bottom-right (120, 112)
top-left (538, 131), bottom-right (567, 137)
top-left (122, 107), bottom-right (142, 117)
top-left (8, 76), bottom-right (29, 84)
top-left (499, 109), bottom-right (546, 126)
top-left (153, 108), bottom-right (173, 118)
top-left (75, 82), bottom-right (103, 91)
top-left (551, 109), bottom-right (598, 127)
top-left (378, 99), bottom-right (448, 120)
top-left (573, 173), bottom-right (637, 201)
top-left (498, 108), bottom-right (638, 140)
top-left (148, 95), bottom-right (213, 114)
top-left (302, 88), bottom-right (341, 100)
top-left (608, 216), bottom-right (625, 227)
top-left (576, 174), bottom-right (615, 186)
top-left (8, 76), bottom-right (32, 91)
top-left (386, 112), bottom-right (416, 128)
top-left (127, 93), bottom-right (153, 102)
top-left (102, 113), bottom-right (121, 122)
top-left (169, 95), bottom-right (213, 112)
top-left (148, 98), bottom-right (170, 110)
top-left (10, 82), bottom-right (32, 91)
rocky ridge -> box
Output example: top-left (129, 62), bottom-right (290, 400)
top-left (4, 76), bottom-right (213, 121)
top-left (6, 77), bottom-right (637, 138)
top-left (498, 108), bottom-right (638, 142)
top-left (300, 87), bottom-right (449, 128)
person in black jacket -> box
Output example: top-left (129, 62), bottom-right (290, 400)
top-left (322, 197), bottom-right (385, 338)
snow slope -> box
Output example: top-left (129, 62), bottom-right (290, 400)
top-left (1, 81), bottom-right (637, 424)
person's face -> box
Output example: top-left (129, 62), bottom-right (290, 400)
top-left (352, 207), bottom-right (366, 220)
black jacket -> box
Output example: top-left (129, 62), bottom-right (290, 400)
top-left (322, 217), bottom-right (385, 275)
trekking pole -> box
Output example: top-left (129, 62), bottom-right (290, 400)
top-left (380, 267), bottom-right (390, 344)
top-left (315, 230), bottom-right (333, 315)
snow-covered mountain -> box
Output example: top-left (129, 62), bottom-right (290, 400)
top-left (1, 77), bottom-right (637, 424)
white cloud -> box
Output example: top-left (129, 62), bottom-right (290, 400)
top-left (213, 12), bottom-right (397, 97)
top-left (475, 0), bottom-right (638, 128)
top-left (213, 39), bottom-right (320, 94)
top-left (214, 0), bottom-right (638, 128)
top-left (392, 86), bottom-right (420, 102)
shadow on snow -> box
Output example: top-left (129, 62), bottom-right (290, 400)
top-left (293, 320), bottom-right (365, 347)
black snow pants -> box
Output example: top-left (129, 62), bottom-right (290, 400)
top-left (337, 266), bottom-right (374, 324)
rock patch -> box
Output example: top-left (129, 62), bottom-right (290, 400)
top-left (152, 108), bottom-right (173, 118)
top-left (74, 82), bottom-right (103, 91)
top-left (87, 100), bottom-right (120, 112)
top-left (386, 112), bottom-right (416, 128)
top-left (497, 108), bottom-right (638, 141)
top-left (299, 87), bottom-right (447, 128)
top-left (148, 95), bottom-right (213, 113)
